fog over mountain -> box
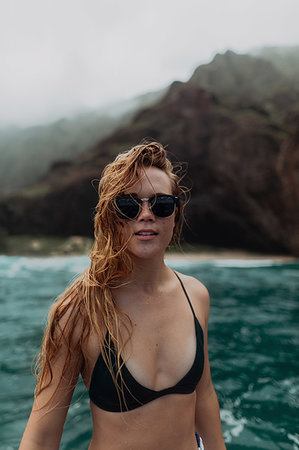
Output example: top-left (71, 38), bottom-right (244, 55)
top-left (1, 0), bottom-right (298, 127)
top-left (1, 48), bottom-right (298, 256)
top-left (0, 89), bottom-right (165, 193)
top-left (252, 46), bottom-right (299, 82)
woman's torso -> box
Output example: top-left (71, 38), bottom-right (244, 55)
top-left (81, 271), bottom-right (205, 450)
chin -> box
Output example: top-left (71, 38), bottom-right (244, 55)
top-left (127, 244), bottom-right (166, 260)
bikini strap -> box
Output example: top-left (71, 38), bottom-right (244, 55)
top-left (173, 270), bottom-right (196, 317)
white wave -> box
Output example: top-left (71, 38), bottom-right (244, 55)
top-left (287, 433), bottom-right (299, 446)
top-left (0, 257), bottom-right (28, 278)
top-left (20, 255), bottom-right (89, 273)
top-left (0, 255), bottom-right (89, 278)
top-left (165, 258), bottom-right (201, 270)
top-left (1, 255), bottom-right (297, 278)
top-left (209, 259), bottom-right (297, 268)
top-left (221, 408), bottom-right (247, 443)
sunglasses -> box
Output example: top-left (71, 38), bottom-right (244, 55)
top-left (114, 194), bottom-right (179, 220)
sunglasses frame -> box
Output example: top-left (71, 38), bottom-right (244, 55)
top-left (114, 194), bottom-right (179, 220)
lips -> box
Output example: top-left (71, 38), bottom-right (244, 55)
top-left (135, 229), bottom-right (158, 236)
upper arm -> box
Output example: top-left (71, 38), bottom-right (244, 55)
top-left (182, 275), bottom-right (214, 397)
top-left (20, 300), bottom-right (83, 449)
top-left (186, 277), bottom-right (226, 447)
top-left (21, 350), bottom-right (80, 448)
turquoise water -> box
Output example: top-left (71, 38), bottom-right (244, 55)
top-left (0, 255), bottom-right (298, 449)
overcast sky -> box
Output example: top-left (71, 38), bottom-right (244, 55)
top-left (0, 0), bottom-right (298, 128)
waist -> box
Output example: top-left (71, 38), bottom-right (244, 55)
top-left (90, 393), bottom-right (197, 448)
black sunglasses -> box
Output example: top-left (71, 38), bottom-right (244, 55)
top-left (114, 194), bottom-right (179, 220)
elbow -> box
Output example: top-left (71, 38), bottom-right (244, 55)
top-left (20, 427), bottom-right (61, 450)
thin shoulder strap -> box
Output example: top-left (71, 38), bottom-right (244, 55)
top-left (173, 270), bottom-right (196, 316)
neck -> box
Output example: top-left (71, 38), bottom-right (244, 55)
top-left (129, 254), bottom-right (170, 293)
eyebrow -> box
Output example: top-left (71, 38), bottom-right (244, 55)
top-left (123, 192), bottom-right (168, 197)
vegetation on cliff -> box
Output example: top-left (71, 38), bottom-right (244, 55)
top-left (0, 49), bottom-right (298, 255)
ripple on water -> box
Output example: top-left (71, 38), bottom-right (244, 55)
top-left (0, 256), bottom-right (298, 449)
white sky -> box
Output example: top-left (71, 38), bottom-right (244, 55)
top-left (0, 0), bottom-right (298, 128)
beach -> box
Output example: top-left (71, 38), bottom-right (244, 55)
top-left (166, 249), bottom-right (298, 263)
top-left (1, 234), bottom-right (297, 264)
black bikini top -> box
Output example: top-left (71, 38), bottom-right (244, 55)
top-left (89, 272), bottom-right (204, 412)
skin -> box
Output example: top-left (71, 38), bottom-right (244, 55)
top-left (19, 167), bottom-right (226, 450)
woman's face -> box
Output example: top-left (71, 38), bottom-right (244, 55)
top-left (119, 166), bottom-right (176, 260)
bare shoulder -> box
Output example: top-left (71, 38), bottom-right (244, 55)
top-left (175, 271), bottom-right (210, 325)
top-left (175, 270), bottom-right (210, 304)
top-left (48, 276), bottom-right (85, 346)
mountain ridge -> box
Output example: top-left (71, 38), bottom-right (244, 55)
top-left (1, 48), bottom-right (298, 255)
top-left (0, 88), bottom-right (166, 193)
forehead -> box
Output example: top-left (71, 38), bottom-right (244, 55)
top-left (125, 166), bottom-right (173, 195)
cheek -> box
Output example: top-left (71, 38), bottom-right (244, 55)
top-left (118, 222), bottom-right (133, 240)
top-left (165, 219), bottom-right (176, 245)
top-left (162, 216), bottom-right (176, 236)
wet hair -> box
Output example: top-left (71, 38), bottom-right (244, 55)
top-left (33, 141), bottom-right (188, 409)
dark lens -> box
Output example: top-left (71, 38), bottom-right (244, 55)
top-left (115, 197), bottom-right (140, 219)
top-left (150, 195), bottom-right (176, 217)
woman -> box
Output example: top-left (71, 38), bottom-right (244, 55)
top-left (20, 141), bottom-right (226, 449)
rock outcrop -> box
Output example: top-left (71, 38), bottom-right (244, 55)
top-left (1, 51), bottom-right (298, 255)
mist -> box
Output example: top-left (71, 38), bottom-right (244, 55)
top-left (0, 0), bottom-right (298, 128)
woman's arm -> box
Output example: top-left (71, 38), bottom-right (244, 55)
top-left (19, 357), bottom-right (80, 449)
top-left (19, 305), bottom-right (83, 450)
top-left (195, 361), bottom-right (226, 449)
top-left (188, 278), bottom-right (226, 449)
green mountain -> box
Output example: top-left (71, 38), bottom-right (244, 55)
top-left (0, 89), bottom-right (165, 193)
top-left (188, 50), bottom-right (299, 125)
top-left (189, 50), bottom-right (289, 98)
top-left (252, 46), bottom-right (299, 82)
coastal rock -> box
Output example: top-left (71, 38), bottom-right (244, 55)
top-left (0, 52), bottom-right (298, 255)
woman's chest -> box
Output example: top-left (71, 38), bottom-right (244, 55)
top-left (84, 288), bottom-right (198, 392)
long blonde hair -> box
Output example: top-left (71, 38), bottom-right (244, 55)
top-left (34, 141), bottom-right (188, 407)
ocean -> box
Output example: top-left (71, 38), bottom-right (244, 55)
top-left (0, 255), bottom-right (298, 449)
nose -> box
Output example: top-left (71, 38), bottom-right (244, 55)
top-left (137, 200), bottom-right (155, 221)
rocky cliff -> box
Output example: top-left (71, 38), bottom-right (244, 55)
top-left (1, 51), bottom-right (298, 255)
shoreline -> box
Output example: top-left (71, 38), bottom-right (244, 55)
top-left (165, 250), bottom-right (297, 263)
top-left (0, 235), bottom-right (297, 263)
